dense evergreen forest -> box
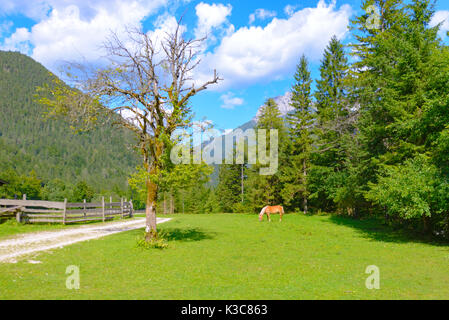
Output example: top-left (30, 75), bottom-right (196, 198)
top-left (176, 0), bottom-right (449, 239)
top-left (0, 51), bottom-right (139, 200)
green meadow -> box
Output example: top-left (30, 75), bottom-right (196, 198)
top-left (1, 214), bottom-right (448, 300)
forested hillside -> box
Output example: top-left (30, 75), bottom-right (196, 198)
top-left (0, 51), bottom-right (139, 196)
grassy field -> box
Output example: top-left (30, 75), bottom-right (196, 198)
top-left (0, 214), bottom-right (448, 300)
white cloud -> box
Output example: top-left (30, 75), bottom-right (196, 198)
top-left (149, 14), bottom-right (187, 49)
top-left (220, 92), bottom-right (244, 109)
top-left (1, 27), bottom-right (32, 53)
top-left (0, 0), bottom-right (175, 21)
top-left (194, 2), bottom-right (232, 39)
top-left (0, 0), bottom-right (170, 72)
top-left (2, 0), bottom-right (353, 93)
top-left (249, 9), bottom-right (277, 25)
top-left (196, 0), bottom-right (352, 90)
top-left (0, 0), bottom-right (51, 21)
top-left (430, 10), bottom-right (449, 37)
top-left (0, 21), bottom-right (13, 38)
top-left (284, 4), bottom-right (298, 17)
top-left (193, 119), bottom-right (213, 132)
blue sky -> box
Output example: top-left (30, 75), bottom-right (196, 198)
top-left (1, 0), bottom-right (449, 131)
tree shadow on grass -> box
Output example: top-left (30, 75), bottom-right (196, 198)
top-left (161, 228), bottom-right (217, 242)
top-left (0, 218), bottom-right (10, 225)
top-left (326, 215), bottom-right (449, 247)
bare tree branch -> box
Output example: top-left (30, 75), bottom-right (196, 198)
top-left (36, 19), bottom-right (222, 238)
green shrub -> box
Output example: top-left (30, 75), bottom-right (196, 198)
top-left (136, 232), bottom-right (169, 250)
top-left (366, 155), bottom-right (449, 235)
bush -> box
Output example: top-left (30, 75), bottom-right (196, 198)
top-left (136, 232), bottom-right (169, 250)
top-left (366, 155), bottom-right (449, 235)
top-left (232, 202), bottom-right (249, 214)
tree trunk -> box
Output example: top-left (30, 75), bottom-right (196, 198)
top-left (423, 215), bottom-right (431, 235)
top-left (353, 207), bottom-right (359, 219)
top-left (303, 196), bottom-right (308, 215)
top-left (145, 177), bottom-right (158, 241)
top-left (303, 158), bottom-right (308, 215)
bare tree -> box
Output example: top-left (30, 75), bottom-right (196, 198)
top-left (37, 20), bottom-right (221, 240)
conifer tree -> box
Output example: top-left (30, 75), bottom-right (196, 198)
top-left (315, 36), bottom-right (348, 123)
top-left (351, 0), bottom-right (442, 175)
top-left (350, 0), bottom-right (449, 232)
top-left (281, 55), bottom-right (314, 213)
top-left (256, 98), bottom-right (286, 132)
top-left (216, 163), bottom-right (242, 213)
top-left (308, 36), bottom-right (356, 213)
top-left (314, 36), bottom-right (350, 161)
top-left (349, 0), bottom-right (406, 161)
top-left (247, 98), bottom-right (286, 211)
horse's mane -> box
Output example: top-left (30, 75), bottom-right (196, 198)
top-left (259, 206), bottom-right (268, 216)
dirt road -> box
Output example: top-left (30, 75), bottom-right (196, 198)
top-left (0, 218), bottom-right (171, 263)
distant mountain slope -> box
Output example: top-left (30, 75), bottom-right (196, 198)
top-left (206, 92), bottom-right (294, 186)
top-left (0, 51), bottom-right (139, 191)
top-left (254, 91), bottom-right (293, 121)
top-left (233, 91), bottom-right (293, 133)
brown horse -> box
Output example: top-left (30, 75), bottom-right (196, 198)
top-left (259, 206), bottom-right (284, 222)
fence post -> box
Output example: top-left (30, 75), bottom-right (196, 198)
top-left (110, 196), bottom-right (113, 211)
top-left (16, 209), bottom-right (21, 224)
top-left (120, 198), bottom-right (124, 219)
top-left (20, 195), bottom-right (27, 223)
top-left (83, 199), bottom-right (86, 218)
top-left (129, 200), bottom-right (134, 218)
top-left (63, 199), bottom-right (67, 225)
top-left (102, 196), bottom-right (105, 222)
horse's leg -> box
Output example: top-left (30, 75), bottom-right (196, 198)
top-left (280, 211), bottom-right (283, 222)
top-left (267, 212), bottom-right (271, 222)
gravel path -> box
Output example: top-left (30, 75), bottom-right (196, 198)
top-left (0, 218), bottom-right (171, 263)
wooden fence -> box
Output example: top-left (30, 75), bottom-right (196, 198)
top-left (0, 195), bottom-right (133, 225)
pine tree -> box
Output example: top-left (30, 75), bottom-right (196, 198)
top-left (216, 164), bottom-right (242, 213)
top-left (350, 0), bottom-right (449, 231)
top-left (247, 98), bottom-right (286, 212)
top-left (256, 98), bottom-right (286, 133)
top-left (351, 0), bottom-right (443, 173)
top-left (281, 55), bottom-right (314, 213)
top-left (348, 0), bottom-right (406, 161)
top-left (314, 35), bottom-right (350, 166)
top-left (309, 36), bottom-right (356, 214)
top-left (315, 36), bottom-right (349, 123)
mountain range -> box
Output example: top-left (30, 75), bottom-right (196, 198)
top-left (235, 91), bottom-right (293, 132)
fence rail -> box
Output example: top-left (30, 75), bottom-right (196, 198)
top-left (0, 195), bottom-right (134, 225)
